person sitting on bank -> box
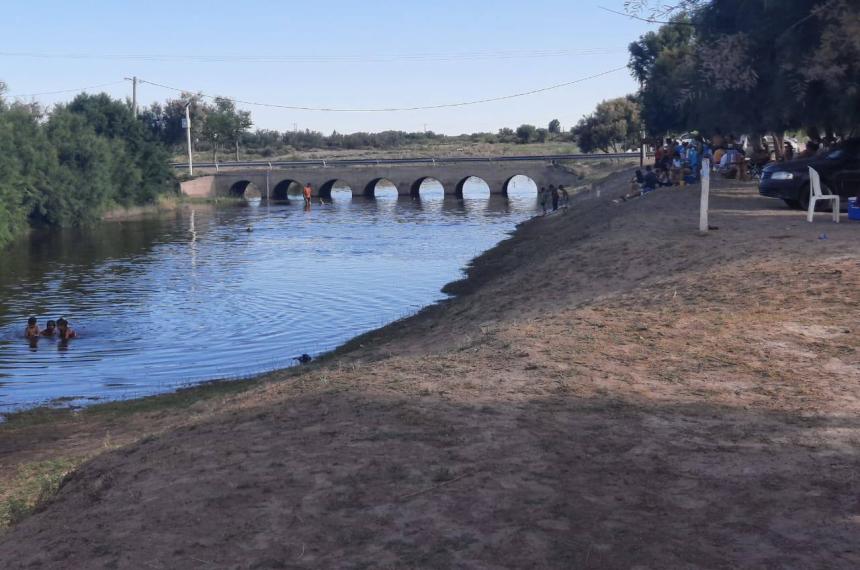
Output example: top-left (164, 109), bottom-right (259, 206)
top-left (41, 320), bottom-right (57, 337)
top-left (24, 317), bottom-right (40, 338)
top-left (798, 140), bottom-right (819, 159)
top-left (615, 165), bottom-right (658, 203)
top-left (56, 317), bottom-right (77, 340)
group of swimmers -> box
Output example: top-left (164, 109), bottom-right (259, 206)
top-left (24, 316), bottom-right (76, 340)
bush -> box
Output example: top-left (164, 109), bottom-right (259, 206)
top-left (0, 91), bottom-right (175, 247)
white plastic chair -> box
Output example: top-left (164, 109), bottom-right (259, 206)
top-left (807, 167), bottom-right (839, 223)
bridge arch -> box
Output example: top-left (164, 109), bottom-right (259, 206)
top-left (228, 180), bottom-right (262, 199)
top-left (319, 179), bottom-right (353, 201)
top-left (455, 176), bottom-right (491, 199)
top-left (502, 174), bottom-right (538, 197)
top-left (364, 178), bottom-right (399, 199)
top-left (410, 176), bottom-right (445, 199)
top-left (272, 179), bottom-right (303, 201)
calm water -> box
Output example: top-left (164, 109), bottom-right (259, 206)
top-left (0, 179), bottom-right (538, 412)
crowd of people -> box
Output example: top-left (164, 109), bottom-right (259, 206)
top-left (24, 316), bottom-right (76, 341)
top-left (617, 131), bottom-right (843, 201)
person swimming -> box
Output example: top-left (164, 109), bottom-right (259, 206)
top-left (56, 317), bottom-right (77, 340)
top-left (24, 317), bottom-right (40, 338)
top-left (41, 320), bottom-right (57, 337)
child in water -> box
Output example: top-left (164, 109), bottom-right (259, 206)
top-left (24, 317), bottom-right (40, 338)
top-left (41, 320), bottom-right (57, 337)
top-left (56, 317), bottom-right (77, 340)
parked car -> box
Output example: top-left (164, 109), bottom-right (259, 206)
top-left (759, 139), bottom-right (860, 209)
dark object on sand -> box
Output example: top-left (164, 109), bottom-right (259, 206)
top-left (295, 354), bottom-right (312, 364)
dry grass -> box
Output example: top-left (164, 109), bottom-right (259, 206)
top-left (2, 176), bottom-right (859, 567)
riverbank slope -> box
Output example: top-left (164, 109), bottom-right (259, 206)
top-left (2, 174), bottom-right (859, 568)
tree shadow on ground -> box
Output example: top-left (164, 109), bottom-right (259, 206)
top-left (2, 390), bottom-right (858, 569)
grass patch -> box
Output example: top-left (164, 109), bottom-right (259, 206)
top-left (0, 457), bottom-right (85, 531)
top-left (1, 375), bottom-right (265, 431)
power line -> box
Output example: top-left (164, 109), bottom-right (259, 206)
top-left (136, 67), bottom-right (628, 113)
top-left (0, 48), bottom-right (627, 64)
top-left (598, 6), bottom-right (696, 26)
top-left (4, 80), bottom-right (126, 98)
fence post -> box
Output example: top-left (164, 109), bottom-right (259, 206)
top-left (699, 158), bottom-right (711, 233)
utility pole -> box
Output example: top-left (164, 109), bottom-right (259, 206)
top-left (124, 76), bottom-right (139, 116)
top-left (184, 102), bottom-right (193, 176)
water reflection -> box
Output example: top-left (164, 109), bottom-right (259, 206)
top-left (0, 194), bottom-right (537, 411)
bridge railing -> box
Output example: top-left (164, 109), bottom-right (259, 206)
top-left (171, 153), bottom-right (648, 170)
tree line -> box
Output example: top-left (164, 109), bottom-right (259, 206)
top-left (0, 85), bottom-right (175, 247)
top-left (140, 92), bottom-right (572, 159)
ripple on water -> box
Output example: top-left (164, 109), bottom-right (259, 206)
top-left (0, 194), bottom-right (537, 411)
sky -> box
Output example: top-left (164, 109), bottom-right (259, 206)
top-left (1, 1), bottom-right (655, 135)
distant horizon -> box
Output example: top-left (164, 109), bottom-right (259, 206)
top-left (0, 1), bottom-right (653, 135)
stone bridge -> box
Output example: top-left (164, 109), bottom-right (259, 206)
top-left (179, 161), bottom-right (586, 200)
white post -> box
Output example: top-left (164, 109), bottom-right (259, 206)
top-left (699, 158), bottom-right (710, 232)
top-left (185, 104), bottom-right (193, 177)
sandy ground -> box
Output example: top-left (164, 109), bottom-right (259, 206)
top-left (1, 172), bottom-right (859, 568)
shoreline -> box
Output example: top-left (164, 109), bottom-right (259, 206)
top-left (1, 166), bottom-right (619, 420)
top-left (2, 172), bottom-right (859, 566)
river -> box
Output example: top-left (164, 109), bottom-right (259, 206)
top-left (0, 178), bottom-right (539, 412)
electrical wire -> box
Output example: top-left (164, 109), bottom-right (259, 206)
top-left (0, 48), bottom-right (627, 64)
top-left (136, 67), bottom-right (627, 113)
top-left (5, 80), bottom-right (127, 98)
top-left (598, 6), bottom-right (696, 26)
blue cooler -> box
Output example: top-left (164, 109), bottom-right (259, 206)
top-left (849, 197), bottom-right (860, 221)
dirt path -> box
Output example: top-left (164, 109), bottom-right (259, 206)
top-left (2, 174), bottom-right (859, 568)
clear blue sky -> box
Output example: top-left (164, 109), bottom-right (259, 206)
top-left (1, 1), bottom-right (654, 135)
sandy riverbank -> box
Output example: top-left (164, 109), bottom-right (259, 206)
top-left (2, 172), bottom-right (859, 568)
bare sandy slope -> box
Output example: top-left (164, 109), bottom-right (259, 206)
top-left (2, 174), bottom-right (859, 569)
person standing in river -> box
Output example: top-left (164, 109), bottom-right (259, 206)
top-left (550, 185), bottom-right (560, 212)
top-left (303, 183), bottom-right (313, 208)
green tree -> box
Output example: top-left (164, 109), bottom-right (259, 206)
top-left (0, 86), bottom-right (175, 247)
top-left (201, 98), bottom-right (252, 161)
top-left (497, 127), bottom-right (516, 143)
top-left (0, 93), bottom-right (55, 243)
top-left (548, 119), bottom-right (561, 134)
top-left (573, 96), bottom-right (643, 153)
top-left (515, 124), bottom-right (537, 144)
top-left (628, 1), bottom-right (860, 141)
